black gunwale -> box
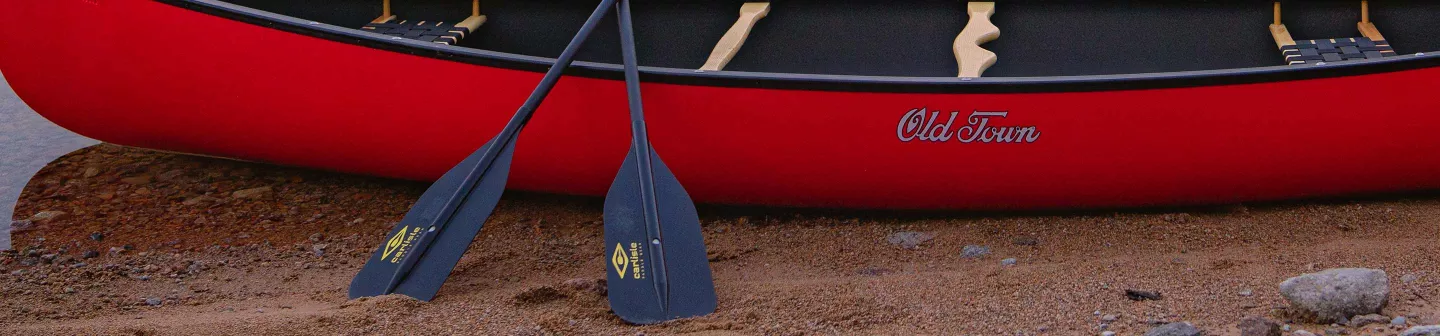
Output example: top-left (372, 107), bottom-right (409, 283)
top-left (163, 0), bottom-right (1440, 94)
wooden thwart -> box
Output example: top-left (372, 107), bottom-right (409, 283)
top-left (367, 0), bottom-right (487, 45)
top-left (700, 2), bottom-right (770, 71)
top-left (1270, 1), bottom-right (1393, 65)
top-left (953, 2), bottom-right (999, 78)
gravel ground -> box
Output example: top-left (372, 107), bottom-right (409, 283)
top-left (1, 145), bottom-right (1437, 335)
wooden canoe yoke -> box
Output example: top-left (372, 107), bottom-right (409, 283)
top-left (954, 2), bottom-right (999, 78)
top-left (700, 2), bottom-right (771, 71)
top-left (362, 0), bottom-right (487, 45)
top-left (1270, 1), bottom-right (1396, 65)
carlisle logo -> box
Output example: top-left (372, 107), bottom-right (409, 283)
top-left (382, 226), bottom-right (408, 261)
top-left (897, 108), bottom-right (1040, 143)
top-left (382, 226), bottom-right (423, 263)
top-left (611, 243), bottom-right (629, 279)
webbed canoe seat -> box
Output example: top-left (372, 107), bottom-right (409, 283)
top-left (1269, 1), bottom-right (1397, 65)
top-left (362, 0), bottom-right (486, 45)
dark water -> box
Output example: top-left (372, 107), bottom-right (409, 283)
top-left (0, 74), bottom-right (98, 250)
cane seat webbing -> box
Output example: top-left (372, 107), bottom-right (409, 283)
top-left (362, 21), bottom-right (472, 45)
top-left (1281, 37), bottom-right (1396, 65)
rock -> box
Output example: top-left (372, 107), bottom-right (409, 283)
top-left (156, 169), bottom-right (186, 182)
top-left (10, 220), bottom-right (34, 231)
top-left (182, 196), bottom-right (216, 206)
top-left (1237, 316), bottom-right (1281, 336)
top-left (311, 244), bottom-right (327, 257)
top-left (231, 187), bottom-right (273, 200)
top-left (1144, 322), bottom-right (1204, 336)
top-left (561, 278), bottom-right (607, 296)
top-left (28, 211), bottom-right (67, 223)
top-left (144, 298), bottom-right (162, 306)
top-left (1102, 332), bottom-right (1117, 336)
top-left (82, 250), bottom-right (99, 259)
top-left (1402, 326), bottom-right (1440, 336)
top-left (1293, 331), bottom-right (1317, 336)
top-left (89, 232), bottom-right (104, 242)
top-left (1402, 274), bottom-right (1421, 284)
top-left (1393, 316), bottom-right (1408, 326)
top-left (1239, 289), bottom-right (1254, 297)
top-left (885, 231), bottom-right (934, 249)
top-left (1012, 236), bottom-right (1039, 246)
top-left (1000, 258), bottom-right (1017, 266)
top-left (1101, 314), bottom-right (1119, 323)
top-left (308, 233), bottom-right (325, 242)
top-left (1126, 289), bottom-right (1164, 301)
top-left (82, 167), bottom-right (101, 178)
top-left (1324, 327), bottom-right (1347, 336)
top-left (960, 245), bottom-right (990, 259)
top-left (1349, 314), bottom-right (1390, 327)
top-left (120, 175), bottom-right (152, 185)
top-left (1279, 268), bottom-right (1389, 323)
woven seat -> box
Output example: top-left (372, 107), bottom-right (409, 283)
top-left (1281, 37), bottom-right (1395, 65)
top-left (363, 20), bottom-right (472, 45)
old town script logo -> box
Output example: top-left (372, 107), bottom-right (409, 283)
top-left (897, 108), bottom-right (1040, 143)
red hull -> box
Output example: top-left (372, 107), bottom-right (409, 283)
top-left (4, 0), bottom-right (1440, 209)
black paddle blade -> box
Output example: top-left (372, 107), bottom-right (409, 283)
top-left (603, 147), bottom-right (717, 324)
top-left (349, 136), bottom-right (516, 301)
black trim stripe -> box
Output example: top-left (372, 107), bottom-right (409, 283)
top-left (161, 0), bottom-right (1440, 94)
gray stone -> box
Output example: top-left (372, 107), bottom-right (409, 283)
top-left (144, 298), bottom-right (162, 306)
top-left (960, 245), bottom-right (991, 259)
top-left (1293, 331), bottom-right (1316, 336)
top-left (1237, 316), bottom-right (1281, 336)
top-left (885, 232), bottom-right (934, 249)
top-left (1349, 314), bottom-right (1389, 328)
top-left (1144, 322), bottom-right (1204, 336)
top-left (1102, 332), bottom-right (1117, 336)
top-left (1279, 268), bottom-right (1389, 323)
top-left (1393, 316), bottom-right (1408, 326)
top-left (1402, 273), bottom-right (1421, 284)
top-left (1000, 258), bottom-right (1018, 266)
top-left (1402, 326), bottom-right (1440, 336)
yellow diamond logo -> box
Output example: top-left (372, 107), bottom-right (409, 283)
top-left (611, 243), bottom-right (629, 279)
top-left (382, 226), bottom-right (408, 261)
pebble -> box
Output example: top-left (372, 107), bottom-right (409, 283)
top-left (1238, 289), bottom-right (1254, 297)
top-left (1279, 268), bottom-right (1389, 323)
top-left (1401, 326), bottom-right (1440, 336)
top-left (28, 211), bottom-right (67, 223)
top-left (144, 298), bottom-right (162, 306)
top-left (82, 250), bottom-right (99, 259)
top-left (1349, 314), bottom-right (1390, 328)
top-left (1325, 327), bottom-right (1348, 336)
top-left (1126, 289), bottom-right (1164, 301)
top-left (885, 231), bottom-right (934, 249)
top-left (1000, 258), bottom-right (1017, 266)
top-left (89, 232), bottom-right (104, 242)
top-left (1402, 273), bottom-right (1421, 284)
top-left (1238, 316), bottom-right (1281, 336)
top-left (1144, 322), bottom-right (1203, 336)
top-left (1393, 316), bottom-right (1408, 326)
top-left (231, 186), bottom-right (273, 200)
top-left (1102, 332), bottom-right (1116, 336)
top-left (1101, 314), bottom-right (1119, 323)
top-left (1294, 331), bottom-right (1317, 336)
top-left (960, 245), bottom-right (990, 259)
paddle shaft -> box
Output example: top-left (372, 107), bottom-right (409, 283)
top-left (382, 0), bottom-right (619, 294)
top-left (616, 0), bottom-right (671, 312)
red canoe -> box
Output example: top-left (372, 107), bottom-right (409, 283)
top-left (3, 0), bottom-right (1439, 209)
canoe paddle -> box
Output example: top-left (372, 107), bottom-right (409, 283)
top-left (604, 0), bottom-right (718, 324)
top-left (349, 0), bottom-right (618, 301)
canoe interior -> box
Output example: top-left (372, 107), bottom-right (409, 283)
top-left (216, 0), bottom-right (1440, 77)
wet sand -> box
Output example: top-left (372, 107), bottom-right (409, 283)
top-left (1, 145), bottom-right (1437, 335)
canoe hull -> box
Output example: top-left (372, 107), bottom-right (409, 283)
top-left (4, 0), bottom-right (1440, 210)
